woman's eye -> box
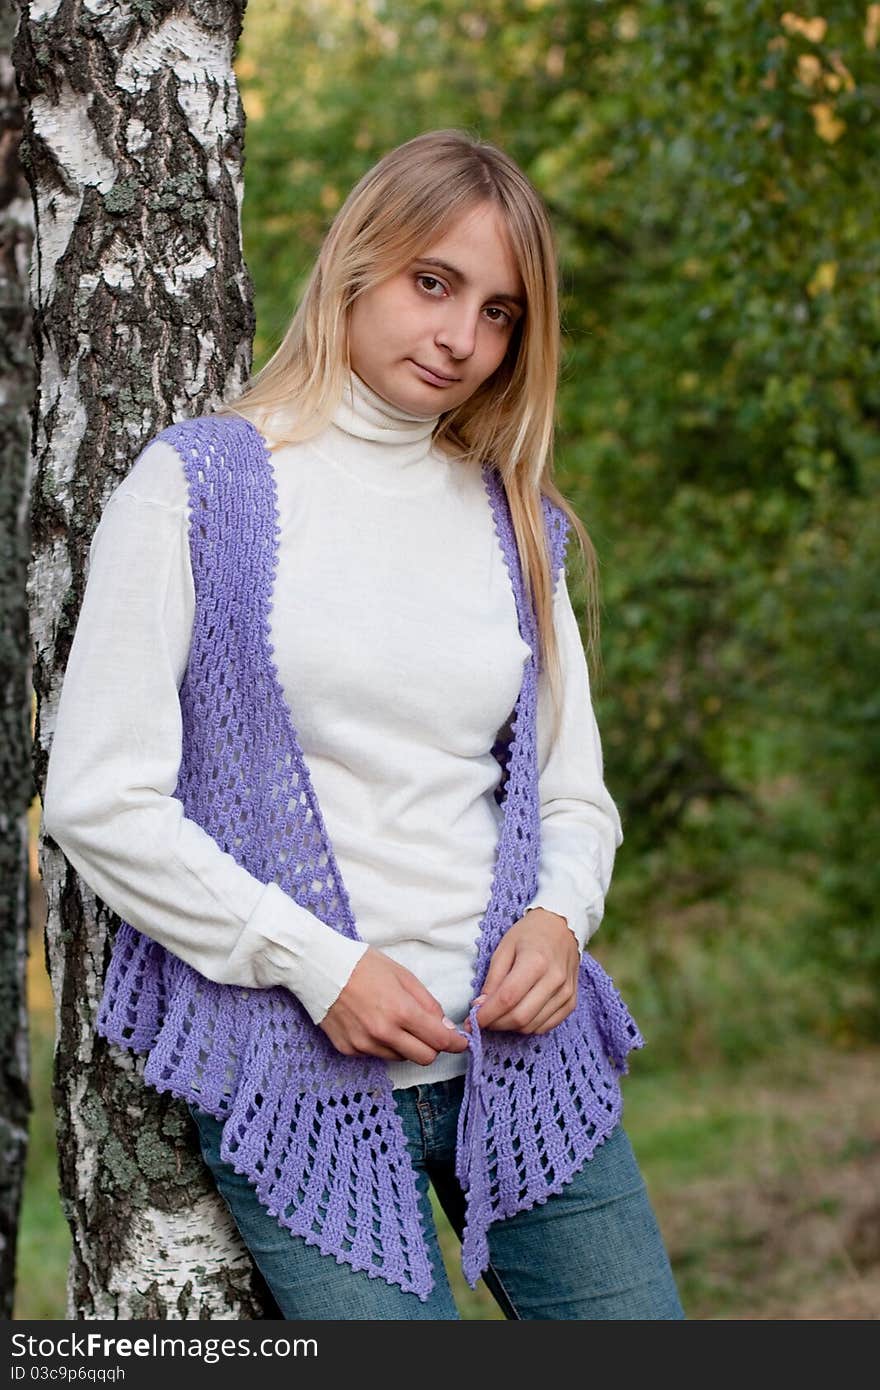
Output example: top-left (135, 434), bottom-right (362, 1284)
top-left (415, 274), bottom-right (512, 327)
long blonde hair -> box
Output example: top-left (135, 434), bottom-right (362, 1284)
top-left (217, 128), bottom-right (603, 740)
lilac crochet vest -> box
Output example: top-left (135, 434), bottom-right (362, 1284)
top-left (96, 413), bottom-right (644, 1301)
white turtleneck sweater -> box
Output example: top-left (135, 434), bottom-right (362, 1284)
top-left (42, 369), bottom-right (624, 1090)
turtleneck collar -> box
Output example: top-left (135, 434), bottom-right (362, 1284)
top-left (333, 368), bottom-right (441, 442)
top-left (310, 367), bottom-right (447, 496)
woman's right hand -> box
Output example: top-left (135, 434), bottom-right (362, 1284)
top-left (318, 947), bottom-right (470, 1064)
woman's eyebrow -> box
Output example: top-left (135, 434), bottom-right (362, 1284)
top-left (415, 256), bottom-right (526, 309)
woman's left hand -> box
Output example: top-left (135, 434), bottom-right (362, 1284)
top-left (462, 908), bottom-right (579, 1036)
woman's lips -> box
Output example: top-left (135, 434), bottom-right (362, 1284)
top-left (410, 360), bottom-right (460, 387)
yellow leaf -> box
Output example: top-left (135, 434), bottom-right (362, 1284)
top-left (810, 101), bottom-right (846, 142)
top-left (865, 4), bottom-right (880, 48)
top-left (244, 89), bottom-right (265, 121)
top-left (546, 44), bottom-right (565, 78)
top-left (807, 260), bottom-right (838, 296)
top-left (797, 53), bottom-right (823, 86)
top-left (826, 53), bottom-right (856, 89)
top-left (616, 8), bottom-right (640, 41)
top-left (802, 17), bottom-right (828, 42)
top-left (781, 12), bottom-right (828, 42)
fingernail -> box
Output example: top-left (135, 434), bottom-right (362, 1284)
top-left (442, 1016), bottom-right (457, 1029)
top-left (472, 995), bottom-right (487, 1007)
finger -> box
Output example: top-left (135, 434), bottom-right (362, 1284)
top-left (477, 933), bottom-right (518, 1002)
top-left (484, 977), bottom-right (560, 1033)
top-left (475, 957), bottom-right (544, 1030)
top-left (363, 1042), bottom-right (409, 1060)
top-left (466, 976), bottom-right (574, 1034)
top-left (325, 1031), bottom-right (409, 1061)
top-left (531, 999), bottom-right (576, 1034)
top-left (520, 984), bottom-right (576, 1035)
top-left (398, 999), bottom-right (469, 1053)
top-left (371, 1015), bottom-right (467, 1062)
top-left (387, 1028), bottom-right (454, 1067)
top-left (405, 993), bottom-right (469, 1052)
top-left (324, 1010), bottom-right (448, 1063)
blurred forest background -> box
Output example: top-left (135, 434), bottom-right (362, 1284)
top-left (18, 0), bottom-right (880, 1318)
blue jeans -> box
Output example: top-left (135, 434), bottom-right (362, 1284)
top-left (187, 1074), bottom-right (685, 1320)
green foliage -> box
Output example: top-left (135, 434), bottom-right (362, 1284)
top-left (235, 0), bottom-right (879, 1042)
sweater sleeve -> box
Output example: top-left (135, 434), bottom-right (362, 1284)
top-left (524, 568), bottom-right (624, 952)
top-left (41, 441), bottom-right (369, 1026)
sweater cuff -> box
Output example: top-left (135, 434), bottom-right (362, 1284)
top-left (221, 880), bottom-right (370, 1025)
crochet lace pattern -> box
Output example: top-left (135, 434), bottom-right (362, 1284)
top-left (96, 413), bottom-right (645, 1301)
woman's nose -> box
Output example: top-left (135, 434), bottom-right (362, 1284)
top-left (436, 310), bottom-right (479, 360)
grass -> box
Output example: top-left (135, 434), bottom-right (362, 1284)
top-left (15, 935), bottom-right (70, 1320)
top-left (624, 1042), bottom-right (880, 1318)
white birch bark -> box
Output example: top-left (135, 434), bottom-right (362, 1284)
top-left (15, 0), bottom-right (275, 1318)
top-left (0, 0), bottom-right (36, 1321)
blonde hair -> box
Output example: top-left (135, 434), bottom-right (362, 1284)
top-left (217, 128), bottom-right (603, 740)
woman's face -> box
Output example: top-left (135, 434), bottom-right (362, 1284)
top-left (348, 200), bottom-right (526, 417)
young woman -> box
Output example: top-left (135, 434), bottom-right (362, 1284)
top-left (43, 129), bottom-right (685, 1321)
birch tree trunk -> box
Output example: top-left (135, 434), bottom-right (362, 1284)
top-left (0, 0), bottom-right (35, 1322)
top-left (15, 0), bottom-right (276, 1318)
